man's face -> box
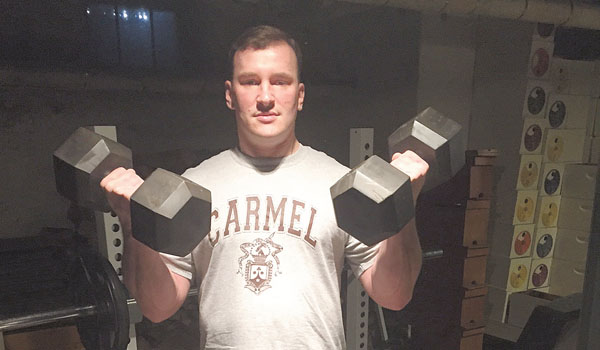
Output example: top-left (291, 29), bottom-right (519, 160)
top-left (225, 42), bottom-right (305, 154)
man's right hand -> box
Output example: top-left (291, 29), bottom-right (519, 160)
top-left (99, 167), bottom-right (144, 233)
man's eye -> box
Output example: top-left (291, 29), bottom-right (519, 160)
top-left (274, 80), bottom-right (288, 85)
top-left (242, 80), bottom-right (259, 85)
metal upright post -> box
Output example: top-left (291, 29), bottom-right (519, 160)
top-left (91, 126), bottom-right (141, 350)
top-left (344, 128), bottom-right (375, 350)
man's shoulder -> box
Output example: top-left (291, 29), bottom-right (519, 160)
top-left (302, 146), bottom-right (345, 165)
top-left (181, 148), bottom-right (234, 180)
top-left (300, 145), bottom-right (349, 176)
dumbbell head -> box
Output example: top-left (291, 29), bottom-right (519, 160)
top-left (53, 127), bottom-right (132, 212)
top-left (330, 156), bottom-right (414, 246)
top-left (388, 107), bottom-right (465, 190)
top-left (131, 168), bottom-right (212, 256)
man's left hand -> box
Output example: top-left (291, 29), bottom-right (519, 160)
top-left (390, 151), bottom-right (429, 202)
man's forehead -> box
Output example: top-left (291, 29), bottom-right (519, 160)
top-left (233, 42), bottom-right (298, 70)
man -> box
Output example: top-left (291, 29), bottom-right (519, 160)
top-left (101, 25), bottom-right (426, 349)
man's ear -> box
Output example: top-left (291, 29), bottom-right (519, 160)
top-left (225, 80), bottom-right (235, 110)
top-left (297, 83), bottom-right (305, 111)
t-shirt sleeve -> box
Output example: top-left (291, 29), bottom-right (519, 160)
top-left (159, 252), bottom-right (195, 283)
top-left (344, 234), bottom-right (380, 278)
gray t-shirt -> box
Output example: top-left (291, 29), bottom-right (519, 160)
top-left (161, 145), bottom-right (379, 349)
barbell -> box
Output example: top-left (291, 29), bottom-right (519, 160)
top-left (1, 252), bottom-right (130, 350)
top-left (0, 250), bottom-right (200, 350)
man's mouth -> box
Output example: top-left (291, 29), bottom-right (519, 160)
top-left (256, 113), bottom-right (277, 123)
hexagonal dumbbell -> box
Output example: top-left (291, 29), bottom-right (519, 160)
top-left (131, 168), bottom-right (211, 256)
top-left (388, 107), bottom-right (464, 191)
top-left (53, 127), bottom-right (211, 256)
top-left (330, 156), bottom-right (414, 246)
top-left (53, 127), bottom-right (133, 213)
top-left (330, 108), bottom-right (465, 245)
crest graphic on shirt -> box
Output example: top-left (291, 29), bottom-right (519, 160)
top-left (237, 233), bottom-right (283, 295)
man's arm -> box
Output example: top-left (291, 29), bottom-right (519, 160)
top-left (101, 168), bottom-right (191, 323)
top-left (359, 218), bottom-right (422, 310)
top-left (359, 151), bottom-right (428, 311)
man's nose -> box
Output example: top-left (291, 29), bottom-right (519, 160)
top-left (257, 84), bottom-right (274, 109)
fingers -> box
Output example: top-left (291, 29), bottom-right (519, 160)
top-left (390, 151), bottom-right (429, 181)
top-left (390, 152), bottom-right (429, 202)
top-left (100, 168), bottom-right (144, 200)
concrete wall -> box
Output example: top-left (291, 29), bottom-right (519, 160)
top-left (416, 13), bottom-right (533, 251)
top-left (417, 14), bottom-right (475, 130)
top-left (469, 19), bottom-right (534, 237)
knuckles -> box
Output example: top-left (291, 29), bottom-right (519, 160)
top-left (390, 152), bottom-right (429, 176)
top-left (100, 168), bottom-right (143, 195)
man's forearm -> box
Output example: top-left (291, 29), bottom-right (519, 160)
top-left (123, 234), bottom-right (190, 323)
top-left (362, 218), bottom-right (422, 310)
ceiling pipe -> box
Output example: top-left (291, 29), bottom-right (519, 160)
top-left (339, 0), bottom-right (600, 30)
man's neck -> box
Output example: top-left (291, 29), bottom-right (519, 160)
top-left (239, 138), bottom-right (300, 158)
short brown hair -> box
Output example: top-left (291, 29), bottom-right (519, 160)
top-left (228, 25), bottom-right (303, 80)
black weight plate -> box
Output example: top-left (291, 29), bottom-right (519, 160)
top-left (70, 253), bottom-right (130, 350)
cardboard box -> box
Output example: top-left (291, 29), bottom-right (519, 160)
top-left (513, 190), bottom-right (539, 225)
top-left (522, 81), bottom-right (556, 119)
top-left (545, 94), bottom-right (596, 130)
top-left (487, 255), bottom-right (531, 292)
top-left (539, 162), bottom-right (565, 196)
top-left (516, 155), bottom-right (543, 191)
top-left (507, 290), bottom-right (558, 328)
top-left (490, 224), bottom-right (533, 258)
top-left (544, 128), bottom-right (587, 163)
top-left (549, 258), bottom-right (586, 296)
top-left (528, 40), bottom-right (554, 80)
top-left (529, 258), bottom-right (552, 289)
top-left (562, 163), bottom-right (598, 199)
top-left (485, 286), bottom-right (512, 323)
top-left (554, 228), bottom-right (590, 263)
top-left (532, 227), bottom-right (557, 259)
top-left (520, 118), bottom-right (550, 155)
top-left (536, 195), bottom-right (561, 229)
top-left (551, 58), bottom-right (600, 96)
top-left (557, 196), bottom-right (594, 232)
top-left (485, 318), bottom-right (523, 343)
